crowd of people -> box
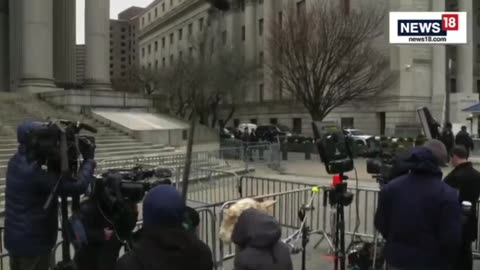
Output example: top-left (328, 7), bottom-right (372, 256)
top-left (375, 123), bottom-right (480, 270)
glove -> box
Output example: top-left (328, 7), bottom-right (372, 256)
top-left (79, 137), bottom-right (96, 160)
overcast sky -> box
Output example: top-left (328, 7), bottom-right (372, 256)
top-left (76, 0), bottom-right (152, 44)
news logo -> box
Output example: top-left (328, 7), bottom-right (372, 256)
top-left (390, 12), bottom-right (467, 44)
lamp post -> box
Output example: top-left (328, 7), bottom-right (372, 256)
top-left (445, 57), bottom-right (452, 125)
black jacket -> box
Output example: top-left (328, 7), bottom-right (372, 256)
top-left (444, 162), bottom-right (480, 242)
top-left (455, 131), bottom-right (474, 151)
top-left (232, 208), bottom-right (293, 270)
top-left (116, 226), bottom-right (213, 270)
top-left (441, 130), bottom-right (455, 150)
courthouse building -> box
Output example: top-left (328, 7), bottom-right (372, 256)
top-left (137, 0), bottom-right (480, 137)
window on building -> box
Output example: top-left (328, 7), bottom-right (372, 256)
top-left (110, 64), bottom-right (113, 68)
top-left (121, 35), bottom-right (125, 40)
top-left (121, 57), bottom-right (126, 62)
top-left (162, 37), bottom-right (165, 48)
top-left (170, 0), bottom-right (173, 7)
top-left (110, 71), bottom-right (114, 76)
top-left (179, 50), bottom-right (183, 60)
top-left (241, 26), bottom-right (245, 41)
top-left (222, 30), bottom-right (227, 45)
top-left (199, 18), bottom-right (204, 31)
top-left (162, 57), bottom-right (166, 67)
top-left (240, 0), bottom-right (245, 11)
top-left (109, 49), bottom-right (113, 54)
top-left (148, 44), bottom-right (151, 54)
top-left (121, 42), bottom-right (126, 47)
top-left (259, 19), bottom-right (264, 36)
top-left (342, 0), bottom-right (351, 15)
top-left (188, 23), bottom-right (193, 35)
top-left (270, 118), bottom-right (278, 125)
top-left (148, 62), bottom-right (152, 69)
top-left (250, 119), bottom-right (258, 124)
top-left (155, 60), bottom-right (159, 69)
top-left (297, 0), bottom-right (306, 17)
top-left (170, 33), bottom-right (174, 44)
top-left (259, 51), bottom-right (264, 65)
top-left (154, 41), bottom-right (158, 51)
top-left (121, 50), bottom-right (126, 54)
top-left (341, 117), bottom-right (354, 129)
top-left (148, 13), bottom-right (151, 22)
top-left (170, 54), bottom-right (174, 64)
top-left (142, 47), bottom-right (145, 57)
top-left (477, 80), bottom-right (480, 93)
top-left (259, 84), bottom-right (264, 102)
top-left (142, 17), bottom-right (145, 26)
top-left (121, 72), bottom-right (126, 77)
top-left (293, 118), bottom-right (302, 134)
top-left (179, 28), bottom-right (183, 41)
top-left (110, 56), bottom-right (113, 61)
top-left (162, 3), bottom-right (165, 12)
top-left (121, 27), bottom-right (126, 32)
top-left (155, 7), bottom-right (158, 17)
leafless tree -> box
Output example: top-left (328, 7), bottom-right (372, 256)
top-left (269, 2), bottom-right (396, 121)
top-left (157, 12), bottom-right (255, 200)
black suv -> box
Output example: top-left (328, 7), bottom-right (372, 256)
top-left (256, 125), bottom-right (289, 142)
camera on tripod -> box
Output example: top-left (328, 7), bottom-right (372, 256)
top-left (23, 119), bottom-right (97, 173)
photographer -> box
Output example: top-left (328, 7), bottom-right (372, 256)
top-left (444, 146), bottom-right (480, 270)
top-left (4, 121), bottom-right (96, 270)
top-left (73, 173), bottom-right (139, 270)
top-left (374, 145), bottom-right (462, 270)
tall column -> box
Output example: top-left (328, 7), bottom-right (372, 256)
top-left (18, 0), bottom-right (56, 92)
top-left (54, 0), bottom-right (76, 88)
top-left (431, 0), bottom-right (447, 121)
top-left (245, 0), bottom-right (257, 102)
top-left (0, 0), bottom-right (8, 91)
top-left (456, 0), bottom-right (474, 93)
top-left (85, 0), bottom-right (111, 90)
top-left (263, 0), bottom-right (275, 100)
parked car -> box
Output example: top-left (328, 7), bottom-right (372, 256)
top-left (237, 123), bottom-right (257, 135)
top-left (220, 128), bottom-right (235, 139)
top-left (344, 129), bottom-right (375, 148)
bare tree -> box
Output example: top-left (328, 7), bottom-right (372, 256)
top-left (157, 12), bottom-right (255, 200)
top-left (269, 2), bottom-right (396, 121)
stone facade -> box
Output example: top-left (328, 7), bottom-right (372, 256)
top-left (0, 0), bottom-right (112, 92)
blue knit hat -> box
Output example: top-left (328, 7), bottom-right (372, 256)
top-left (143, 185), bottom-right (185, 227)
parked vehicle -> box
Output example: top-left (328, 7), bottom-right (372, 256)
top-left (344, 129), bottom-right (374, 146)
top-left (220, 128), bottom-right (235, 139)
top-left (237, 123), bottom-right (257, 135)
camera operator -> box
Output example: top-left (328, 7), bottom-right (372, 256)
top-left (444, 145), bottom-right (480, 270)
top-left (374, 144), bottom-right (462, 270)
top-left (4, 121), bottom-right (96, 270)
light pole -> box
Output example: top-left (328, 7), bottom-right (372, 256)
top-left (445, 55), bottom-right (452, 125)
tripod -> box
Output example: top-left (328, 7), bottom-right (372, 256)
top-left (328, 174), bottom-right (353, 270)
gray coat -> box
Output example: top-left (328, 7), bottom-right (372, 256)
top-left (232, 208), bottom-right (293, 270)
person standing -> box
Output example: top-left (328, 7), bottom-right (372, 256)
top-left (441, 123), bottom-right (455, 157)
top-left (374, 146), bottom-right (462, 270)
top-left (116, 185), bottom-right (213, 270)
top-left (455, 126), bottom-right (474, 157)
top-left (444, 145), bottom-right (480, 270)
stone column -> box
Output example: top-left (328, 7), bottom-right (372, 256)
top-left (0, 0), bottom-right (8, 91)
top-left (263, 0), bottom-right (274, 100)
top-left (245, 0), bottom-right (257, 102)
top-left (456, 0), bottom-right (474, 93)
top-left (18, 0), bottom-right (56, 92)
top-left (431, 0), bottom-right (446, 121)
top-left (54, 0), bottom-right (76, 88)
top-left (85, 0), bottom-right (111, 90)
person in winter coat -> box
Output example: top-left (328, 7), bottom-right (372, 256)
top-left (232, 208), bottom-right (293, 270)
top-left (444, 145), bottom-right (480, 270)
top-left (4, 121), bottom-right (96, 270)
top-left (440, 122), bottom-right (455, 157)
top-left (374, 146), bottom-right (462, 270)
top-left (455, 126), bottom-right (474, 157)
top-left (116, 185), bottom-right (213, 270)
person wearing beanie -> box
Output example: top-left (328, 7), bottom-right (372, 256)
top-left (444, 145), bottom-right (480, 270)
top-left (116, 186), bottom-right (213, 270)
top-left (374, 146), bottom-right (462, 270)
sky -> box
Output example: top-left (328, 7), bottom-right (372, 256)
top-left (76, 0), bottom-right (152, 44)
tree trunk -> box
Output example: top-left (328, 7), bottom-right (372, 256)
top-left (223, 106), bottom-right (236, 127)
top-left (181, 114), bottom-right (197, 201)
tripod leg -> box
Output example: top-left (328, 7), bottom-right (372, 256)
top-left (334, 205), bottom-right (339, 270)
top-left (339, 204), bottom-right (346, 270)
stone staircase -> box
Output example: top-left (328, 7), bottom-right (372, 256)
top-left (0, 93), bottom-right (180, 210)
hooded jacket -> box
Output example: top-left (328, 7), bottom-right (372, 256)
top-left (374, 147), bottom-right (462, 270)
top-left (232, 208), bottom-right (293, 270)
top-left (115, 226), bottom-right (213, 270)
top-left (4, 121), bottom-right (96, 256)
